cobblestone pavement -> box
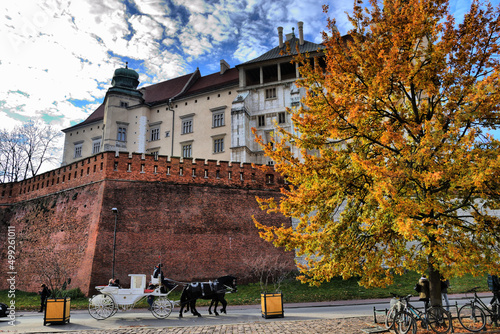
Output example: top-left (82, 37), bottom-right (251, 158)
top-left (38, 317), bottom-right (376, 334)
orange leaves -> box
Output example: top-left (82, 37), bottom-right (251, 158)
top-left (252, 0), bottom-right (500, 288)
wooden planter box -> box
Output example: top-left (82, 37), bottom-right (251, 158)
top-left (261, 293), bottom-right (284, 319)
top-left (44, 297), bottom-right (71, 325)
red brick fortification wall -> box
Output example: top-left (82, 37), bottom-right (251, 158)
top-left (0, 151), bottom-right (294, 296)
top-left (91, 180), bottom-right (293, 295)
top-left (0, 182), bottom-right (105, 295)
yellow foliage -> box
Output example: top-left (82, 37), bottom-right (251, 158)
top-left (253, 0), bottom-right (500, 292)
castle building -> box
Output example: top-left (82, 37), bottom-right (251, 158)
top-left (61, 22), bottom-right (325, 166)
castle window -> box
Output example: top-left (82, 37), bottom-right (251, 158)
top-left (258, 115), bottom-right (265, 127)
top-left (117, 127), bottom-right (127, 141)
top-left (150, 128), bottom-right (160, 141)
top-left (120, 101), bottom-right (129, 108)
top-left (278, 112), bottom-right (286, 124)
top-left (213, 138), bottom-right (224, 153)
top-left (212, 111), bottom-right (224, 128)
top-left (92, 138), bottom-right (101, 154)
top-left (182, 144), bottom-right (192, 158)
top-left (182, 119), bottom-right (193, 134)
top-left (74, 142), bottom-right (83, 158)
top-left (265, 87), bottom-right (276, 99)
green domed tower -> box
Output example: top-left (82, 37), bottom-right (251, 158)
top-left (108, 63), bottom-right (142, 98)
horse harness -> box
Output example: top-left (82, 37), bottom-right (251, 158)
top-left (186, 279), bottom-right (234, 296)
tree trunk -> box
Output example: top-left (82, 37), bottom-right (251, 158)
top-left (428, 263), bottom-right (442, 307)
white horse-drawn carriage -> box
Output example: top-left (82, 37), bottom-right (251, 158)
top-left (88, 274), bottom-right (177, 320)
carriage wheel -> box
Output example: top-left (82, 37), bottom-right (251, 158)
top-left (151, 297), bottom-right (173, 319)
top-left (88, 295), bottom-right (117, 320)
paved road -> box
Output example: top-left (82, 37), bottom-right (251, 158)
top-left (0, 293), bottom-right (492, 333)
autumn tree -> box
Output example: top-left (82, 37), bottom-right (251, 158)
top-left (0, 121), bottom-right (61, 183)
top-left (254, 0), bottom-right (500, 307)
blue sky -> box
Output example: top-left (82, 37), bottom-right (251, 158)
top-left (0, 0), bottom-right (498, 169)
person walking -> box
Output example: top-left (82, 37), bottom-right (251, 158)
top-left (38, 284), bottom-right (51, 313)
top-left (418, 275), bottom-right (430, 309)
top-left (441, 277), bottom-right (450, 311)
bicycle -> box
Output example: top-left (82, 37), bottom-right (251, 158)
top-left (385, 293), bottom-right (406, 330)
top-left (458, 287), bottom-right (500, 332)
top-left (394, 295), bottom-right (452, 334)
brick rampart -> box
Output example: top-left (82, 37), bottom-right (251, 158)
top-left (0, 152), bottom-right (293, 296)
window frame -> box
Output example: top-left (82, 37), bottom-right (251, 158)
top-left (150, 127), bottom-right (160, 141)
top-left (258, 115), bottom-right (266, 127)
top-left (278, 111), bottom-right (286, 124)
top-left (74, 142), bottom-right (83, 158)
top-left (117, 126), bottom-right (127, 142)
top-left (92, 137), bottom-right (101, 154)
top-left (213, 137), bottom-right (224, 154)
top-left (265, 87), bottom-right (276, 99)
top-left (181, 142), bottom-right (193, 158)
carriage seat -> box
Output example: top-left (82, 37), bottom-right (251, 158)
top-left (151, 275), bottom-right (159, 284)
top-left (144, 289), bottom-right (154, 293)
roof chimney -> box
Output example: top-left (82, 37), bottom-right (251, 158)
top-left (278, 26), bottom-right (283, 48)
top-left (220, 59), bottom-right (230, 74)
top-left (298, 21), bottom-right (304, 45)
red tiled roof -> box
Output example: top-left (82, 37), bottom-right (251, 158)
top-left (142, 71), bottom-right (198, 105)
top-left (183, 68), bottom-right (239, 97)
top-left (63, 68), bottom-right (239, 132)
top-left (62, 104), bottom-right (104, 132)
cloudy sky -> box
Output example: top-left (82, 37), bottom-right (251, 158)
top-left (0, 0), bottom-right (498, 168)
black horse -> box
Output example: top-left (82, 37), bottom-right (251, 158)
top-left (179, 275), bottom-right (237, 317)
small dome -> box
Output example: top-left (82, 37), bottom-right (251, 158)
top-left (111, 63), bottom-right (139, 90)
top-left (114, 67), bottom-right (139, 80)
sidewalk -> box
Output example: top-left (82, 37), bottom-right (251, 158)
top-left (0, 292), bottom-right (494, 334)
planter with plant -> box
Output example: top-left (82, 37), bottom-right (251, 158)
top-left (34, 250), bottom-right (73, 325)
top-left (245, 253), bottom-right (291, 318)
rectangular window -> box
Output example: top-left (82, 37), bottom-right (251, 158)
top-left (265, 88), bottom-right (276, 99)
top-left (151, 128), bottom-right (160, 141)
top-left (278, 112), bottom-right (286, 124)
top-left (182, 120), bottom-right (193, 134)
top-left (213, 112), bottom-right (224, 128)
top-left (92, 139), bottom-right (101, 154)
top-left (258, 115), bottom-right (265, 127)
top-left (182, 144), bottom-right (192, 158)
top-left (74, 144), bottom-right (82, 158)
top-left (214, 138), bottom-right (224, 153)
top-left (117, 127), bottom-right (127, 141)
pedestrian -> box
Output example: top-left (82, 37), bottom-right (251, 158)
top-left (488, 274), bottom-right (500, 308)
top-left (441, 276), bottom-right (450, 311)
top-left (38, 284), bottom-right (51, 313)
top-left (417, 274), bottom-right (430, 309)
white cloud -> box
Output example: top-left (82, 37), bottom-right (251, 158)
top-left (2, 0), bottom-right (496, 174)
top-left (133, 0), bottom-right (171, 17)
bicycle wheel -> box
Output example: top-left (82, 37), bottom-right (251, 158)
top-left (426, 306), bottom-right (452, 333)
top-left (88, 294), bottom-right (116, 320)
top-left (458, 303), bottom-right (486, 332)
top-left (394, 311), bottom-right (417, 334)
top-left (151, 296), bottom-right (173, 319)
top-left (385, 307), bottom-right (397, 329)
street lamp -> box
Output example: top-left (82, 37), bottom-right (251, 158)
top-left (111, 208), bottom-right (118, 279)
